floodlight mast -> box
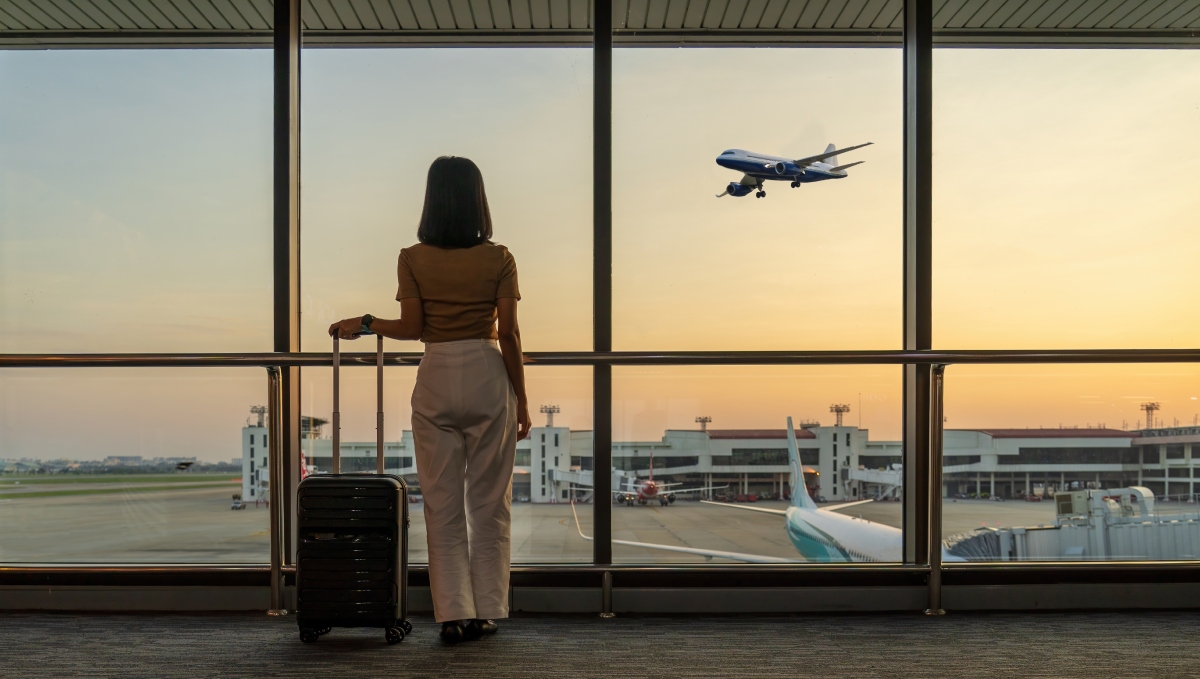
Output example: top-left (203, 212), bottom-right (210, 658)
top-left (830, 404), bottom-right (851, 427)
top-left (250, 405), bottom-right (268, 427)
top-left (695, 416), bottom-right (712, 432)
top-left (1141, 402), bottom-right (1161, 430)
top-left (540, 404), bottom-right (560, 427)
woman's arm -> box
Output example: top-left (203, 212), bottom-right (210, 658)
top-left (328, 298), bottom-right (424, 341)
top-left (497, 297), bottom-right (532, 440)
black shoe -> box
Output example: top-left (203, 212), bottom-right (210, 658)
top-left (440, 621), bottom-right (465, 645)
top-left (463, 619), bottom-right (498, 641)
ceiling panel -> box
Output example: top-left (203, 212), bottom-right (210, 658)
top-left (663, 0), bottom-right (687, 27)
top-left (850, 0), bottom-right (885, 25)
top-left (528, 0), bottom-right (549, 27)
top-left (1, 0), bottom-right (1197, 45)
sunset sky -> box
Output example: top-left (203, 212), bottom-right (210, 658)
top-left (1, 48), bottom-right (1198, 460)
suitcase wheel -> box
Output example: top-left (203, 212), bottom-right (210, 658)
top-left (401, 620), bottom-right (412, 635)
top-left (300, 628), bottom-right (321, 644)
top-left (385, 627), bottom-right (405, 645)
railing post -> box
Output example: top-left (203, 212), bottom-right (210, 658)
top-left (332, 336), bottom-right (341, 474)
top-left (600, 570), bottom-right (615, 618)
top-left (267, 366), bottom-right (287, 616)
top-left (377, 334), bottom-right (385, 474)
top-left (926, 364), bottom-right (946, 616)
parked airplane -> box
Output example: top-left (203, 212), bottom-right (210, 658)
top-left (572, 417), bottom-right (965, 563)
top-left (612, 452), bottom-right (727, 507)
top-left (715, 142), bottom-right (872, 198)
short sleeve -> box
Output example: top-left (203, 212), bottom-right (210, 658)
top-left (396, 250), bottom-right (420, 300)
top-left (497, 249), bottom-right (521, 300)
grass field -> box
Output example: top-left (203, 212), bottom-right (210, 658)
top-left (0, 474), bottom-right (237, 486)
top-left (0, 474), bottom-right (241, 501)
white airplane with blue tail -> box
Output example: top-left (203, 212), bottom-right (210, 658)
top-left (573, 416), bottom-right (965, 563)
top-left (715, 142), bottom-right (872, 199)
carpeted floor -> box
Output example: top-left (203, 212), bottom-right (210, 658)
top-left (1, 611), bottom-right (1197, 678)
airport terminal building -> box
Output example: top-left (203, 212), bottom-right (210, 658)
top-left (242, 415), bottom-right (1200, 504)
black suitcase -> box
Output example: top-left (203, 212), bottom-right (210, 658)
top-left (296, 334), bottom-right (411, 644)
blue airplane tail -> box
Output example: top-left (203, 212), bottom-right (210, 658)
top-left (823, 143), bottom-right (838, 167)
top-left (786, 417), bottom-right (818, 510)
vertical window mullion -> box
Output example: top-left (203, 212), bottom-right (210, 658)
top-left (593, 0), bottom-right (614, 567)
top-left (273, 0), bottom-right (302, 567)
top-left (902, 0), bottom-right (934, 569)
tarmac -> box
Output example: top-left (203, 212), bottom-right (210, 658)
top-left (2, 475), bottom-right (1089, 564)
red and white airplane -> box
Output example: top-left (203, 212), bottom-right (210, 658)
top-left (612, 452), bottom-right (727, 506)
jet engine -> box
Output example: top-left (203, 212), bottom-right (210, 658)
top-left (724, 182), bottom-right (755, 197)
top-left (772, 161), bottom-right (787, 175)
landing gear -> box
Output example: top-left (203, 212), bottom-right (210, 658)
top-left (659, 496), bottom-right (669, 506)
top-left (790, 181), bottom-right (800, 188)
top-left (755, 190), bottom-right (765, 198)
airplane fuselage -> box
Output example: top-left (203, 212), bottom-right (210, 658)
top-left (716, 149), bottom-right (847, 184)
top-left (616, 479), bottom-right (661, 503)
top-left (784, 505), bottom-right (901, 562)
top-left (636, 480), bottom-right (659, 500)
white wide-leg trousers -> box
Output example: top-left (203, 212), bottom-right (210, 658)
top-left (411, 339), bottom-right (517, 623)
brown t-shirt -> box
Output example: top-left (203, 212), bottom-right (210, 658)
top-left (396, 242), bottom-right (521, 344)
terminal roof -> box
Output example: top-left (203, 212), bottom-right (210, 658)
top-left (707, 429), bottom-right (817, 440)
top-left (1, 0), bottom-right (1196, 47)
top-left (962, 428), bottom-right (1136, 439)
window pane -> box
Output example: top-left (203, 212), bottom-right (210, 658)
top-left (612, 366), bottom-right (902, 564)
top-left (613, 49), bottom-right (902, 350)
top-left (0, 51), bottom-right (272, 353)
top-left (941, 364), bottom-right (1200, 562)
top-left (301, 364), bottom-right (592, 564)
top-left (299, 49), bottom-right (593, 352)
top-left (0, 369), bottom-right (267, 563)
top-left (933, 50), bottom-right (1200, 348)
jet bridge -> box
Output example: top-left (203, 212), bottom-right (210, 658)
top-left (945, 487), bottom-right (1200, 561)
top-left (848, 467), bottom-right (903, 501)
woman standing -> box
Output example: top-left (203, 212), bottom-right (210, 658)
top-left (329, 156), bottom-right (532, 644)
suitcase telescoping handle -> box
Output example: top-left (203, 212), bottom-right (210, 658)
top-left (331, 333), bottom-right (386, 475)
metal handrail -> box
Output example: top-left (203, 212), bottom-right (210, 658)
top-left (266, 367), bottom-right (286, 616)
top-left (2, 348), bottom-right (1200, 367)
top-left (926, 364), bottom-right (946, 616)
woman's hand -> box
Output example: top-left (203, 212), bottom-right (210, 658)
top-left (516, 400), bottom-right (532, 441)
top-left (328, 317), bottom-right (364, 340)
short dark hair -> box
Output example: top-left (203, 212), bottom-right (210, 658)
top-left (416, 156), bottom-right (493, 249)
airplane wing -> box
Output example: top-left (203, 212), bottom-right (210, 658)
top-left (700, 499), bottom-right (874, 516)
top-left (700, 500), bottom-right (787, 516)
top-left (829, 161), bottom-right (865, 173)
top-left (793, 142), bottom-right (872, 167)
top-left (656, 484), bottom-right (729, 494)
top-left (611, 539), bottom-right (800, 564)
top-left (570, 501), bottom-right (800, 564)
top-left (821, 499), bottom-right (874, 512)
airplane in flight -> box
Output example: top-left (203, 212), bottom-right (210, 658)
top-left (572, 416), bottom-right (966, 563)
top-left (715, 142), bottom-right (872, 199)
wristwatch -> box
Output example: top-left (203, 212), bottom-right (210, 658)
top-left (360, 314), bottom-right (376, 335)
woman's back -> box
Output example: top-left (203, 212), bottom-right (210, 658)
top-left (397, 242), bottom-right (520, 344)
